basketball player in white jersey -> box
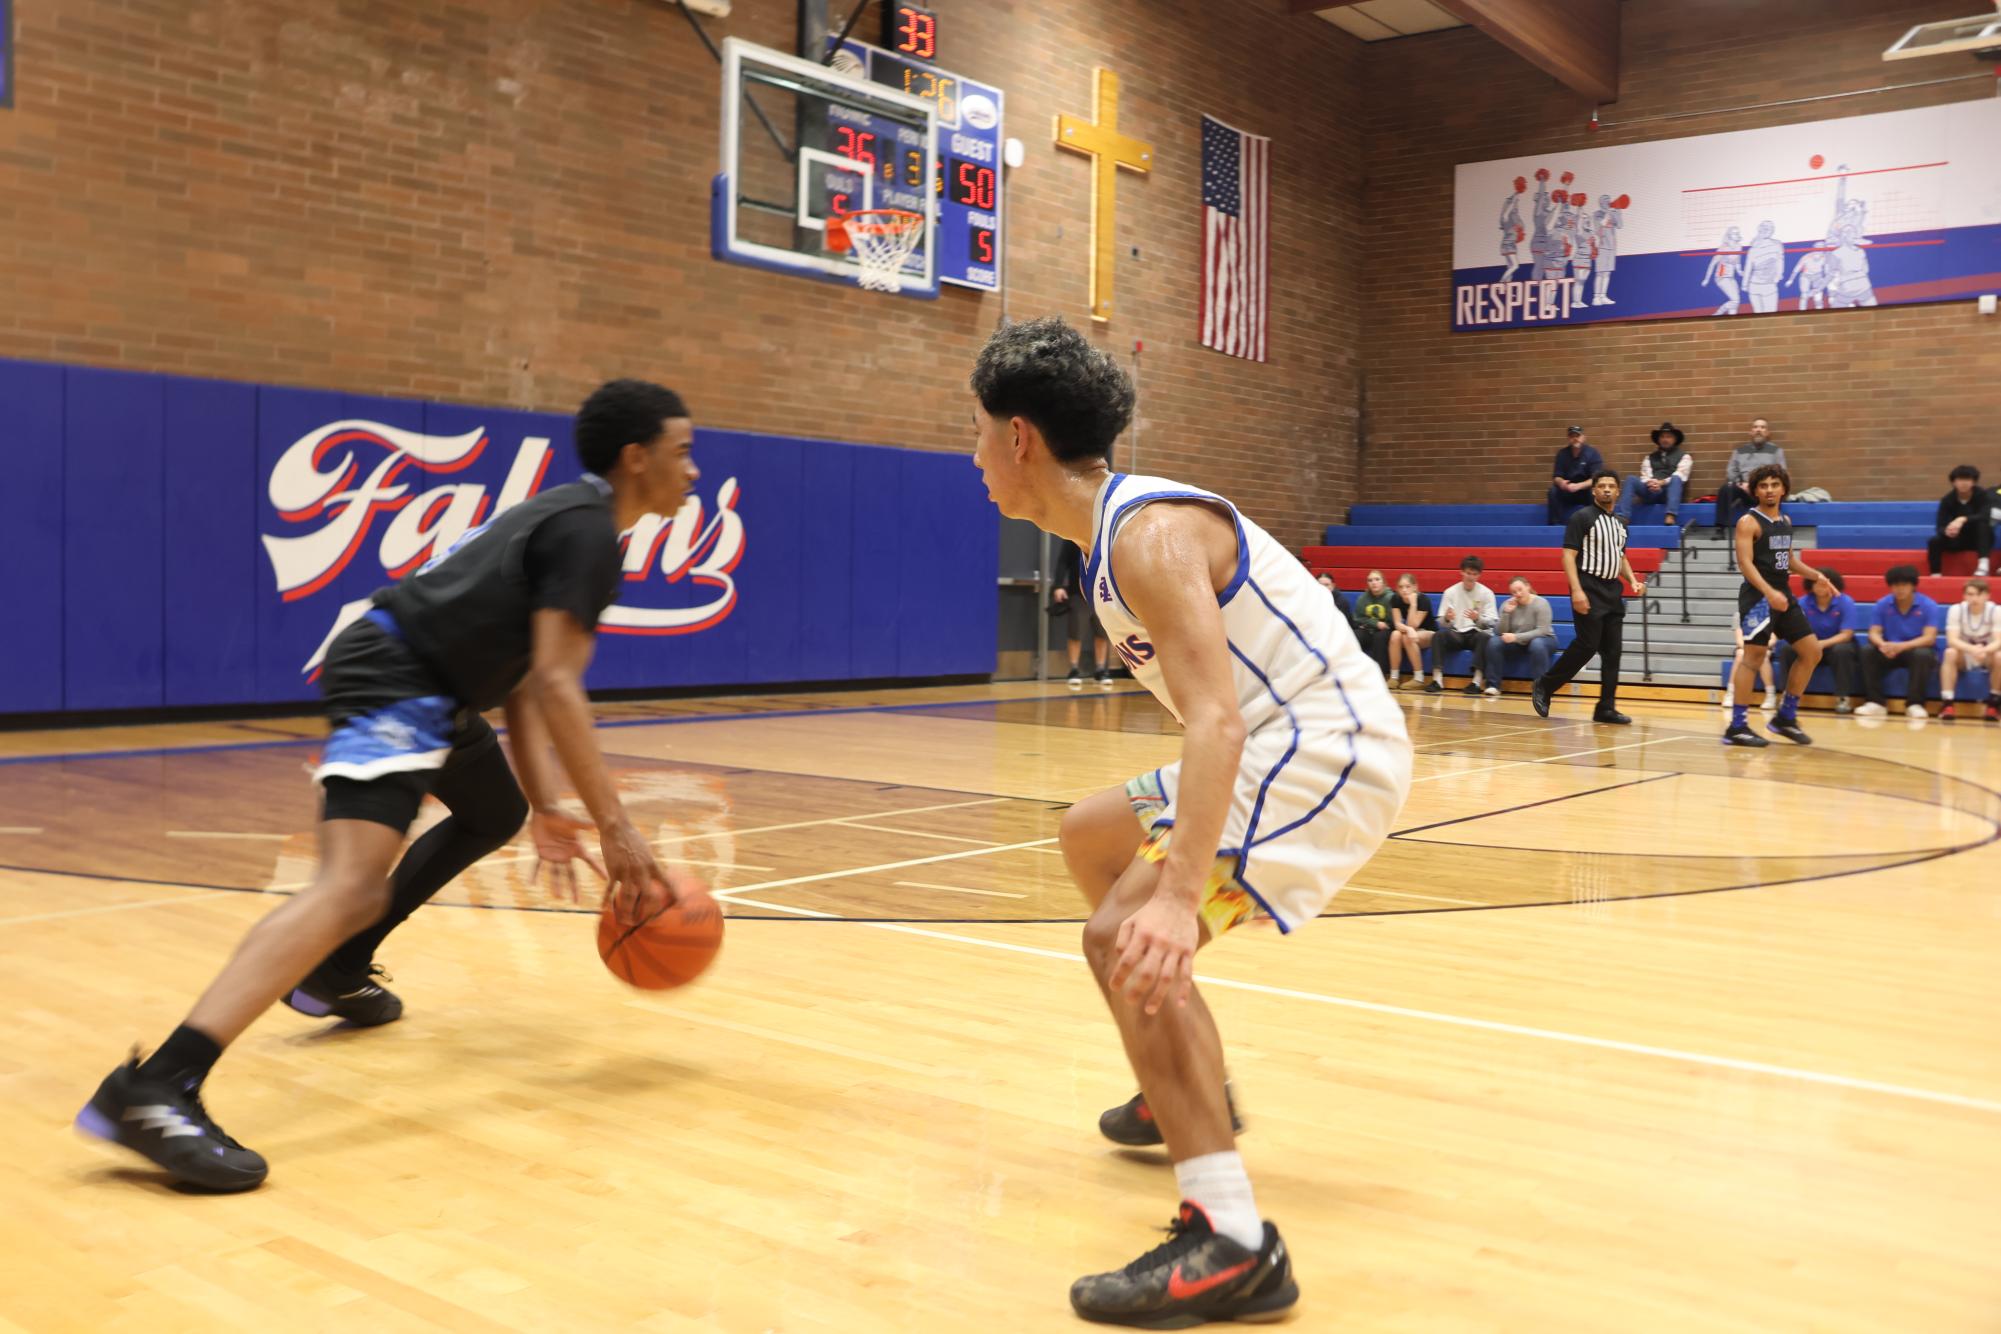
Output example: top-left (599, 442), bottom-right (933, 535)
top-left (969, 318), bottom-right (1413, 1326)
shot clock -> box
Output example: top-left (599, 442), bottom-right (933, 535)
top-left (883, 5), bottom-right (939, 62)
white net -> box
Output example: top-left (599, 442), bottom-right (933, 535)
top-left (834, 210), bottom-right (925, 293)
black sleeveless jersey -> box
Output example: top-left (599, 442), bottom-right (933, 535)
top-left (1739, 508), bottom-right (1794, 606)
top-left (373, 476), bottom-right (623, 711)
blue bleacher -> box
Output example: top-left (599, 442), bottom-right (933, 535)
top-left (1346, 500), bottom-right (1935, 536)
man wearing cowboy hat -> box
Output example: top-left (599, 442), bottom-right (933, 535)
top-left (1617, 421), bottom-right (1692, 527)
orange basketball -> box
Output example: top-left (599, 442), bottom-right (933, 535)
top-left (597, 883), bottom-right (724, 990)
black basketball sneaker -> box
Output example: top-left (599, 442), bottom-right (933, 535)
top-left (1100, 1084), bottom-right (1243, 1148)
top-left (1070, 1201), bottom-right (1298, 1326)
top-left (1721, 723), bottom-right (1770, 747)
top-left (1767, 717), bottom-right (1813, 745)
top-left (75, 1055), bottom-right (268, 1191)
top-left (285, 963), bottom-right (403, 1026)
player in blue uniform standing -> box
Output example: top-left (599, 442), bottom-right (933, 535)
top-left (971, 317), bottom-right (1413, 1326)
top-left (77, 380), bottom-right (704, 1190)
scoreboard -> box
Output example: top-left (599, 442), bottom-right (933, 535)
top-left (828, 37), bottom-right (1004, 292)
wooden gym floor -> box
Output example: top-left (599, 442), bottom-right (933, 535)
top-left (0, 682), bottom-right (1996, 1331)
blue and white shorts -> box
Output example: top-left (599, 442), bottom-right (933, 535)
top-left (1123, 682), bottom-right (1411, 935)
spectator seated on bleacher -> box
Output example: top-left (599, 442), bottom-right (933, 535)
top-left (1432, 556), bottom-right (1499, 695)
top-left (1928, 465), bottom-right (1991, 577)
top-left (1386, 573), bottom-right (1434, 691)
top-left (1316, 572), bottom-right (1351, 621)
top-left (1856, 565), bottom-right (1939, 718)
top-left (1480, 577), bottom-right (1554, 695)
top-left (1349, 570), bottom-right (1396, 677)
top-left (1717, 418), bottom-right (1786, 538)
top-left (1617, 422), bottom-right (1691, 527)
top-left (1546, 425), bottom-right (1603, 525)
top-left (1777, 570), bottom-right (1859, 714)
top-left (1939, 577), bottom-right (1999, 722)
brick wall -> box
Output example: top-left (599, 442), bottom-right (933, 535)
top-left (1360, 0), bottom-right (2001, 508)
top-left (0, 0), bottom-right (1365, 549)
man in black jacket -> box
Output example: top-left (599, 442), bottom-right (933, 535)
top-left (1929, 465), bottom-right (1991, 576)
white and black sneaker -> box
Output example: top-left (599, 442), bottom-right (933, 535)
top-left (75, 1056), bottom-right (267, 1192)
top-left (1067, 667), bottom-right (1085, 690)
top-left (286, 963), bottom-right (403, 1026)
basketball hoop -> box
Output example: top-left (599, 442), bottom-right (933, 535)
top-left (827, 209), bottom-right (925, 293)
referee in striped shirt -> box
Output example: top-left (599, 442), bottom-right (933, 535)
top-left (1533, 470), bottom-right (1648, 724)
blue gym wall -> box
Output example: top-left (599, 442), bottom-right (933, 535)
top-left (0, 357), bottom-right (997, 716)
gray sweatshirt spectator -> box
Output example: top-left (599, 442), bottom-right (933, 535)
top-left (1719, 418), bottom-right (1788, 535)
top-left (1481, 576), bottom-right (1556, 695)
top-left (1495, 589), bottom-right (1553, 642)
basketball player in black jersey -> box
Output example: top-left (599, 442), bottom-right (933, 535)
top-left (1726, 464), bottom-right (1831, 747)
top-left (76, 379), bottom-right (704, 1191)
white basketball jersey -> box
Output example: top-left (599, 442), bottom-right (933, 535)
top-left (1951, 601), bottom-right (1995, 646)
top-left (1081, 473), bottom-right (1404, 741)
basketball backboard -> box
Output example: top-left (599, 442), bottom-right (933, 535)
top-left (1883, 12), bottom-right (2001, 60)
top-left (712, 38), bottom-right (940, 297)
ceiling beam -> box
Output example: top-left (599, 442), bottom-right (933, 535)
top-left (1286, 1), bottom-right (1333, 13)
top-left (1433, 0), bottom-right (1619, 102)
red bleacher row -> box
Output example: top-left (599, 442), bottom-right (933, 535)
top-left (1795, 550), bottom-right (1983, 604)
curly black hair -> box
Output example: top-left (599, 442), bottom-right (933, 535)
top-left (1747, 462), bottom-right (1791, 497)
top-left (970, 317), bottom-right (1134, 464)
top-left (575, 379), bottom-right (688, 475)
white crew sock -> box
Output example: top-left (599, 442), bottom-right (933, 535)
top-left (1174, 1150), bottom-right (1263, 1250)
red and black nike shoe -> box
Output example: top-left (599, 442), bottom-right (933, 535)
top-left (1099, 1085), bottom-right (1243, 1147)
top-left (1069, 1201), bottom-right (1297, 1326)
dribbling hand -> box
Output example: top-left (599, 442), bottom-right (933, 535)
top-left (528, 808), bottom-right (605, 902)
top-left (601, 820), bottom-right (669, 926)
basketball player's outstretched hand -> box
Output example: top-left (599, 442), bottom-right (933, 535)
top-left (529, 808), bottom-right (604, 903)
top-left (1111, 896), bottom-right (1198, 1016)
top-left (602, 820), bottom-right (668, 926)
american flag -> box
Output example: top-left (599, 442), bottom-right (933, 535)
top-left (1200, 115), bottom-right (1269, 362)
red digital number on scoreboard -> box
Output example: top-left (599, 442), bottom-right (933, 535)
top-left (834, 125), bottom-right (876, 168)
top-left (949, 159), bottom-right (996, 211)
top-left (885, 4), bottom-right (938, 62)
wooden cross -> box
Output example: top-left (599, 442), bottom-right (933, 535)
top-left (1054, 67), bottom-right (1154, 323)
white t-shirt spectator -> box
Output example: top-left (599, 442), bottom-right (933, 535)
top-left (1438, 582), bottom-right (1498, 633)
